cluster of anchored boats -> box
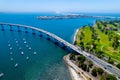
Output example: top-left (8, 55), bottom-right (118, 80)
top-left (1, 38), bottom-right (37, 78)
top-left (8, 38), bottom-right (37, 68)
top-left (0, 38), bottom-right (37, 78)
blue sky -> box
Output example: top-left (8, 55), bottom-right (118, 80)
top-left (0, 0), bottom-right (120, 13)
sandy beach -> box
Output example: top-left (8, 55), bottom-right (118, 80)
top-left (68, 66), bottom-right (84, 80)
top-left (73, 28), bottom-right (79, 44)
top-left (63, 54), bottom-right (89, 80)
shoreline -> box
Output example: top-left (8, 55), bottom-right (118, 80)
top-left (37, 15), bottom-right (120, 20)
top-left (64, 54), bottom-right (91, 80)
top-left (68, 66), bottom-right (83, 80)
top-left (68, 28), bottom-right (84, 80)
top-left (70, 20), bottom-right (120, 80)
top-left (73, 28), bottom-right (79, 44)
top-left (63, 55), bottom-right (84, 80)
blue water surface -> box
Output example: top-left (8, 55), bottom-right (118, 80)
top-left (0, 12), bottom-right (118, 80)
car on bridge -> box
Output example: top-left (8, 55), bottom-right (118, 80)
top-left (107, 65), bottom-right (112, 68)
top-left (104, 67), bottom-right (107, 69)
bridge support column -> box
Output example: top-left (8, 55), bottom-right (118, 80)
top-left (54, 41), bottom-right (59, 45)
top-left (17, 26), bottom-right (21, 32)
top-left (9, 25), bottom-right (13, 31)
top-left (61, 45), bottom-right (66, 49)
top-left (39, 31), bottom-right (43, 37)
top-left (60, 43), bottom-right (66, 49)
top-left (46, 34), bottom-right (51, 40)
top-left (52, 39), bottom-right (58, 45)
top-left (47, 37), bottom-right (50, 40)
top-left (32, 29), bottom-right (35, 35)
top-left (25, 27), bottom-right (28, 33)
top-left (65, 46), bottom-right (74, 53)
top-left (0, 24), bottom-right (4, 31)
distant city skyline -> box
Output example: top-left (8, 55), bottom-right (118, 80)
top-left (0, 0), bottom-right (120, 13)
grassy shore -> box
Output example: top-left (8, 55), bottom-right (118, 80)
top-left (74, 20), bottom-right (120, 67)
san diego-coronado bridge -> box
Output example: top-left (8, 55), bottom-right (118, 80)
top-left (0, 22), bottom-right (120, 79)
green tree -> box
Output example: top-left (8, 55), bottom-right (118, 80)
top-left (108, 59), bottom-right (114, 65)
top-left (77, 55), bottom-right (86, 63)
top-left (80, 41), bottom-right (84, 49)
top-left (91, 68), bottom-right (97, 77)
top-left (70, 54), bottom-right (75, 60)
top-left (81, 64), bottom-right (87, 71)
top-left (98, 38), bottom-right (100, 42)
top-left (100, 76), bottom-right (106, 80)
top-left (97, 68), bottom-right (104, 75)
top-left (112, 36), bottom-right (120, 49)
top-left (116, 63), bottom-right (120, 69)
top-left (106, 74), bottom-right (117, 80)
top-left (74, 41), bottom-right (77, 45)
top-left (88, 60), bottom-right (93, 68)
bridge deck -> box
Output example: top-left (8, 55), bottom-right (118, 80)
top-left (0, 22), bottom-right (81, 54)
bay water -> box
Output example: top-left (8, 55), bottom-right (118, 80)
top-left (0, 13), bottom-right (116, 80)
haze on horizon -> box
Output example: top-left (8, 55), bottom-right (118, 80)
top-left (0, 0), bottom-right (120, 13)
